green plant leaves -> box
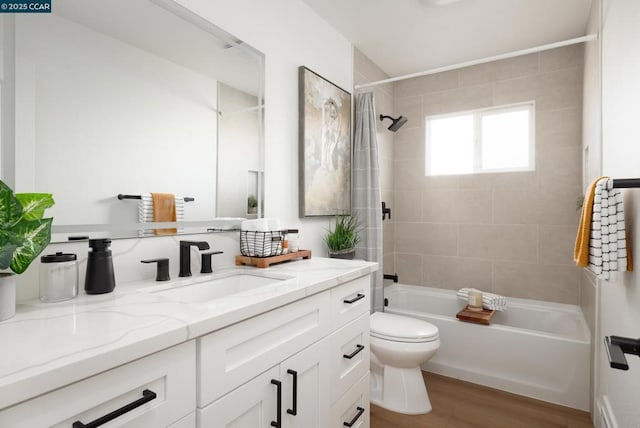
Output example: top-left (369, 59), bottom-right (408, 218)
top-left (9, 218), bottom-right (53, 274)
top-left (0, 180), bottom-right (54, 274)
top-left (324, 214), bottom-right (360, 252)
top-left (0, 181), bottom-right (23, 229)
top-left (16, 193), bottom-right (55, 221)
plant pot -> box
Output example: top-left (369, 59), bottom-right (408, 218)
top-left (328, 248), bottom-right (356, 260)
top-left (0, 273), bottom-right (16, 322)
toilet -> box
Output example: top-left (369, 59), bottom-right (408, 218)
top-left (369, 311), bottom-right (440, 415)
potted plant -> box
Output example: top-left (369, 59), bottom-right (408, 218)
top-left (247, 195), bottom-right (258, 214)
top-left (0, 180), bottom-right (54, 321)
top-left (323, 214), bottom-right (359, 260)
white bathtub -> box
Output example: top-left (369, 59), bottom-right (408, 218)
top-left (384, 284), bottom-right (591, 411)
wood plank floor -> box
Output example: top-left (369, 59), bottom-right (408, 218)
top-left (371, 372), bottom-right (593, 428)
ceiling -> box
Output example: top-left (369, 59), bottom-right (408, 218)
top-left (301, 0), bottom-right (594, 78)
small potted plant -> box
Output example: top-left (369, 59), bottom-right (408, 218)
top-left (0, 180), bottom-right (54, 321)
top-left (323, 214), bottom-right (359, 260)
top-left (247, 195), bottom-right (258, 215)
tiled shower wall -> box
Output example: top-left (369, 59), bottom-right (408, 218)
top-left (391, 44), bottom-right (584, 304)
top-left (353, 48), bottom-right (396, 277)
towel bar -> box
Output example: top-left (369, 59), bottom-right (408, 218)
top-left (612, 178), bottom-right (640, 189)
top-left (117, 194), bottom-right (195, 202)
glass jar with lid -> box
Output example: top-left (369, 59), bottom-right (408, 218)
top-left (39, 252), bottom-right (78, 302)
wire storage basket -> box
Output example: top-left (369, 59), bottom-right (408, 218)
top-left (240, 230), bottom-right (284, 257)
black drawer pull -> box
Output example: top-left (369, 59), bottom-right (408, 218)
top-left (343, 406), bottom-right (365, 427)
top-left (286, 369), bottom-right (298, 416)
top-left (270, 379), bottom-right (282, 428)
top-left (343, 344), bottom-right (365, 359)
top-left (72, 389), bottom-right (157, 428)
top-left (343, 293), bottom-right (365, 304)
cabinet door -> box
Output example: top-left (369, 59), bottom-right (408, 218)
top-left (198, 291), bottom-right (330, 407)
top-left (197, 366), bottom-right (279, 428)
top-left (280, 338), bottom-right (330, 428)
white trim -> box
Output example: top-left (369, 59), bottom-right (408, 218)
top-left (355, 34), bottom-right (598, 89)
top-left (597, 395), bottom-right (618, 428)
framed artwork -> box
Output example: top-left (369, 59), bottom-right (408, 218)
top-left (298, 66), bottom-right (352, 217)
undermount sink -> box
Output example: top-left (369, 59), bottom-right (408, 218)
top-left (141, 270), bottom-right (295, 304)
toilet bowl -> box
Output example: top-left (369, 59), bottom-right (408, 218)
top-left (369, 311), bottom-right (440, 415)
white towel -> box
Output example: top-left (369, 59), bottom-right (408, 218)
top-left (240, 218), bottom-right (281, 232)
top-left (588, 178), bottom-right (627, 280)
top-left (456, 288), bottom-right (507, 311)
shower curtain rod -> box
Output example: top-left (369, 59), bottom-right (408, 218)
top-left (354, 34), bottom-right (598, 89)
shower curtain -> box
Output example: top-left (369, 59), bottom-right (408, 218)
top-left (353, 92), bottom-right (383, 313)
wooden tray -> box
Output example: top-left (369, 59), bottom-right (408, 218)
top-left (456, 306), bottom-right (495, 325)
top-left (235, 250), bottom-right (312, 268)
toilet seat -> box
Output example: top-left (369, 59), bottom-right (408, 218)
top-left (370, 312), bottom-right (439, 343)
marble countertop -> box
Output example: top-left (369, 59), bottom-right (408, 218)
top-left (0, 257), bottom-right (377, 409)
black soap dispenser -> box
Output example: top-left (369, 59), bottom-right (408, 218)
top-left (84, 238), bottom-right (116, 294)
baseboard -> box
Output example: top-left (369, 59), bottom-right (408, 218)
top-left (596, 396), bottom-right (617, 428)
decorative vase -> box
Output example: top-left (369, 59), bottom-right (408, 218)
top-left (328, 248), bottom-right (356, 260)
top-left (0, 273), bottom-right (16, 322)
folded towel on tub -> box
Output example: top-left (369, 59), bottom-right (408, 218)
top-left (456, 288), bottom-right (507, 311)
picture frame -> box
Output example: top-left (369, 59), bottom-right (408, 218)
top-left (298, 66), bottom-right (352, 217)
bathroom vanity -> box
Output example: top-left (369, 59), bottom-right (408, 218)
top-left (0, 258), bottom-right (375, 427)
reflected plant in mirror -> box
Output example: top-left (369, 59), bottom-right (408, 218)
top-left (3, 0), bottom-right (265, 242)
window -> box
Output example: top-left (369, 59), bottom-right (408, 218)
top-left (425, 102), bottom-right (534, 176)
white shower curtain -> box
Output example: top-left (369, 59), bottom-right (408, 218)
top-left (353, 92), bottom-right (383, 312)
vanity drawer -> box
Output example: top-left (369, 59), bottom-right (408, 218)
top-left (330, 372), bottom-right (369, 428)
top-left (329, 311), bottom-right (370, 403)
top-left (0, 341), bottom-right (196, 428)
top-left (330, 275), bottom-right (370, 331)
top-left (198, 290), bottom-right (330, 407)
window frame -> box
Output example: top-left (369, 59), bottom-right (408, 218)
top-left (425, 101), bottom-right (535, 176)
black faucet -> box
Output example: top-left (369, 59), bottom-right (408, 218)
top-left (179, 240), bottom-right (210, 277)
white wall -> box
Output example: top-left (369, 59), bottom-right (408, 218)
top-left (176, 0), bottom-right (354, 255)
top-left (15, 13), bottom-right (218, 225)
top-left (595, 0), bottom-right (640, 426)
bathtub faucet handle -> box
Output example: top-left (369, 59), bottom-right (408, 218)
top-left (604, 335), bottom-right (640, 371)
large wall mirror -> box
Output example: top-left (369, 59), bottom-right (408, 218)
top-left (2, 0), bottom-right (264, 241)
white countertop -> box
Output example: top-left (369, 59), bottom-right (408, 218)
top-left (0, 257), bottom-right (377, 409)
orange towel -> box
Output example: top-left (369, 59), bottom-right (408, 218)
top-left (574, 177), bottom-right (605, 267)
top-left (151, 192), bottom-right (177, 235)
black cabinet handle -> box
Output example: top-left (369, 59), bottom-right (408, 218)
top-left (270, 379), bottom-right (282, 428)
top-left (343, 406), bottom-right (365, 427)
top-left (343, 344), bottom-right (365, 360)
top-left (286, 369), bottom-right (297, 416)
top-left (72, 389), bottom-right (157, 428)
top-left (343, 293), bottom-right (365, 304)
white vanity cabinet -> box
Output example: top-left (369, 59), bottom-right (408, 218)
top-left (197, 275), bottom-right (371, 428)
top-left (0, 265), bottom-right (375, 428)
top-left (0, 341), bottom-right (196, 428)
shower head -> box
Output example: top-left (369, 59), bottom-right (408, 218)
top-left (379, 114), bottom-right (408, 132)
